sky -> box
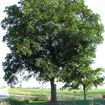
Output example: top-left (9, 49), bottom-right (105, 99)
top-left (0, 0), bottom-right (105, 89)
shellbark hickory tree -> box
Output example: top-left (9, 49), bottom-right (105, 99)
top-left (1, 0), bottom-right (104, 102)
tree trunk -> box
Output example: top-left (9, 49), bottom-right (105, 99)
top-left (83, 85), bottom-right (86, 100)
top-left (50, 78), bottom-right (57, 103)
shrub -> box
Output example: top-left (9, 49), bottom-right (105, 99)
top-left (4, 97), bottom-right (29, 105)
top-left (31, 96), bottom-right (48, 101)
top-left (0, 102), bottom-right (10, 105)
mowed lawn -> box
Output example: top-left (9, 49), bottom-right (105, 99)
top-left (8, 88), bottom-right (105, 98)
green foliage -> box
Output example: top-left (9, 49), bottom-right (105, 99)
top-left (31, 96), bottom-right (48, 101)
top-left (4, 97), bottom-right (29, 105)
top-left (63, 67), bottom-right (105, 99)
top-left (1, 0), bottom-right (104, 102)
top-left (64, 68), bottom-right (105, 90)
top-left (2, 0), bottom-right (104, 86)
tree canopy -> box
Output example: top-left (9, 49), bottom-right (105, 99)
top-left (1, 0), bottom-right (104, 102)
top-left (63, 67), bottom-right (105, 100)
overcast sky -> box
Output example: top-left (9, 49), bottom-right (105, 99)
top-left (0, 0), bottom-right (105, 88)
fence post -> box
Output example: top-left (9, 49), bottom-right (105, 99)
top-left (48, 94), bottom-right (51, 102)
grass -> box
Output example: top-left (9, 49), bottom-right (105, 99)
top-left (9, 88), bottom-right (51, 96)
top-left (58, 99), bottom-right (105, 105)
top-left (0, 97), bottom-right (105, 105)
top-left (0, 97), bottom-right (47, 105)
top-left (9, 88), bottom-right (105, 98)
top-left (7, 88), bottom-right (105, 105)
top-left (0, 86), bottom-right (5, 89)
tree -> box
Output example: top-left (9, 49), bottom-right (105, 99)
top-left (1, 0), bottom-right (104, 102)
top-left (63, 68), bottom-right (105, 100)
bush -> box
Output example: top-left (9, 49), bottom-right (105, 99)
top-left (4, 97), bottom-right (29, 105)
top-left (31, 96), bottom-right (48, 101)
top-left (0, 102), bottom-right (10, 105)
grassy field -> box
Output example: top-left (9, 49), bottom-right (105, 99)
top-left (9, 88), bottom-right (51, 96)
top-left (0, 88), bottom-right (104, 105)
top-left (8, 88), bottom-right (105, 98)
top-left (0, 97), bottom-right (105, 105)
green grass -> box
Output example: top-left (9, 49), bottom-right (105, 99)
top-left (9, 88), bottom-right (51, 96)
top-left (0, 86), bottom-right (5, 89)
top-left (58, 100), bottom-right (90, 105)
top-left (58, 99), bottom-right (105, 105)
top-left (0, 97), bottom-right (47, 105)
top-left (1, 97), bottom-right (105, 105)
top-left (86, 89), bottom-right (105, 97)
top-left (9, 88), bottom-right (105, 98)
top-left (29, 101), bottom-right (46, 105)
top-left (2, 88), bottom-right (105, 105)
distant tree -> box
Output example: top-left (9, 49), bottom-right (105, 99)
top-left (63, 67), bottom-right (105, 100)
top-left (1, 0), bottom-right (104, 102)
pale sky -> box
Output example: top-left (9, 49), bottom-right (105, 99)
top-left (0, 0), bottom-right (105, 89)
